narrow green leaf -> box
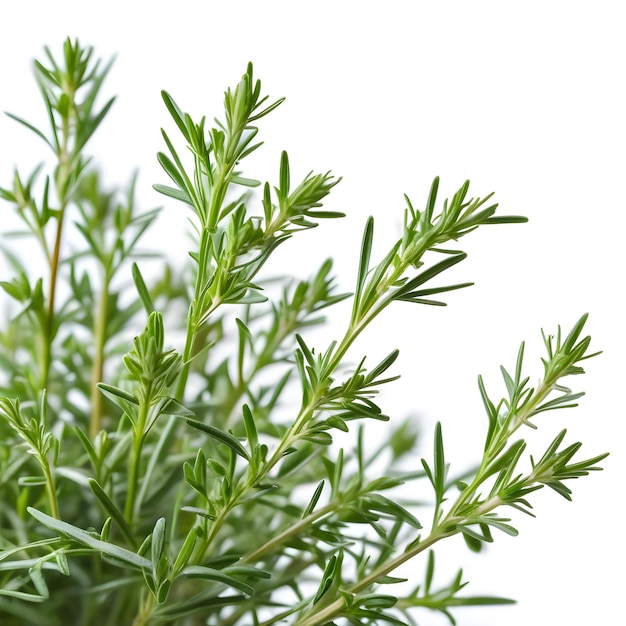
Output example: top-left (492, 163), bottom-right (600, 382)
top-left (363, 494), bottom-right (421, 529)
top-left (88, 479), bottom-right (136, 548)
top-left (461, 530), bottom-right (484, 553)
top-left (424, 176), bottom-right (439, 225)
top-left (0, 588), bottom-right (47, 602)
top-left (458, 523), bottom-right (492, 544)
top-left (424, 550), bottom-right (435, 593)
top-left (152, 593), bottom-right (247, 620)
top-left (478, 375), bottom-right (497, 446)
top-left (313, 555), bottom-right (337, 604)
top-left (172, 530), bottom-right (197, 576)
top-left (365, 476), bottom-right (404, 492)
top-left (0, 186), bottom-right (17, 202)
top-left (393, 252), bottom-right (467, 302)
top-left (448, 595), bottom-right (517, 606)
top-left (326, 416), bottom-right (349, 432)
top-left (75, 96), bottom-right (116, 152)
top-left (152, 183), bottom-right (193, 204)
top-left (366, 350), bottom-right (399, 382)
top-left (236, 317), bottom-right (254, 378)
top-left (28, 566), bottom-right (49, 598)
top-left (185, 419), bottom-right (250, 461)
top-left (231, 175), bottom-right (261, 187)
top-left (157, 579), bottom-right (172, 604)
top-left (132, 263), bottom-right (155, 314)
top-left (352, 216), bottom-right (374, 320)
top-left (294, 334), bottom-right (315, 368)
top-left (396, 281), bottom-right (474, 303)
top-left (433, 422), bottom-right (446, 498)
top-left (224, 565), bottom-right (271, 581)
top-left (157, 397), bottom-right (194, 417)
top-left (376, 575), bottom-right (408, 585)
top-left (242, 404), bottom-right (259, 451)
top-left (179, 566), bottom-right (255, 595)
top-left (54, 552), bottom-right (70, 576)
top-left (4, 112), bottom-right (55, 151)
top-left (161, 91), bottom-right (190, 141)
top-left (301, 431), bottom-right (333, 445)
top-left (97, 383), bottom-right (139, 406)
top-left (480, 517), bottom-right (519, 537)
top-left (279, 150), bottom-right (290, 198)
top-left (358, 594), bottom-right (397, 609)
top-left (484, 215), bottom-right (528, 224)
top-left (17, 476), bottom-right (48, 487)
top-left (485, 439), bottom-right (527, 485)
top-left (151, 517), bottom-right (166, 573)
top-left (306, 210), bottom-right (346, 219)
top-left (562, 313), bottom-right (589, 353)
top-left (180, 507), bottom-right (216, 520)
top-left (248, 96), bottom-right (285, 122)
top-left (333, 448), bottom-right (344, 499)
top-left (303, 480), bottom-right (325, 517)
top-left (156, 151), bottom-right (188, 192)
top-left (27, 508), bottom-right (151, 570)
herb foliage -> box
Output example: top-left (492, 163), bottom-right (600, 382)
top-left (0, 39), bottom-right (608, 626)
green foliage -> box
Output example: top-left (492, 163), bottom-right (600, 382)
top-left (0, 38), bottom-right (608, 626)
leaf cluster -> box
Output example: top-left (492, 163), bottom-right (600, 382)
top-left (0, 39), bottom-right (608, 626)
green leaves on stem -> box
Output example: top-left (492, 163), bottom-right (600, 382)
top-left (0, 393), bottom-right (59, 519)
top-left (97, 311), bottom-right (189, 525)
top-left (0, 42), bottom-right (609, 626)
top-left (352, 176), bottom-right (527, 329)
top-left (434, 315), bottom-right (609, 550)
top-left (0, 39), bottom-right (148, 441)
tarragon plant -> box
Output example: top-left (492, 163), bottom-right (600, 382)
top-left (0, 39), bottom-right (608, 626)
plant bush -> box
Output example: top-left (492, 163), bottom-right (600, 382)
top-left (0, 39), bottom-right (608, 626)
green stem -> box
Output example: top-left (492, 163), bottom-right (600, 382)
top-left (265, 531), bottom-right (449, 626)
top-left (442, 378), bottom-right (554, 523)
top-left (261, 318), bottom-right (370, 467)
top-left (131, 590), bottom-right (156, 626)
top-left (174, 315), bottom-right (197, 402)
top-left (125, 443), bottom-right (141, 525)
top-left (321, 533), bottom-right (447, 625)
top-left (241, 501), bottom-right (336, 565)
top-left (175, 226), bottom-right (217, 402)
top-left (41, 457), bottom-right (60, 519)
top-left (90, 277), bottom-right (110, 438)
top-left (42, 97), bottom-right (74, 390)
top-left (221, 322), bottom-right (294, 429)
top-left (264, 333), bottom-right (564, 626)
top-left (192, 490), bottom-right (240, 562)
top-left (125, 402), bottom-right (149, 525)
top-left (42, 199), bottom-right (66, 389)
top-left (174, 122), bottom-right (272, 405)
top-left (188, 322), bottom-right (372, 564)
top-left (184, 230), bottom-right (442, 567)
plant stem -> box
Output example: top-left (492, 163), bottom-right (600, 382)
top-left (41, 457), bottom-right (60, 519)
top-left (42, 206), bottom-right (67, 390)
top-left (131, 591), bottom-right (156, 626)
top-left (90, 277), bottom-right (110, 438)
top-left (125, 402), bottom-right (149, 525)
top-left (269, 366), bottom-right (566, 626)
top-left (241, 502), bottom-right (336, 565)
top-left (125, 443), bottom-right (141, 525)
top-left (42, 93), bottom-right (73, 390)
top-left (442, 378), bottom-right (554, 522)
top-left (264, 531), bottom-right (449, 626)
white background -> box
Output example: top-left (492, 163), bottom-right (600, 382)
top-left (1, 1), bottom-right (624, 624)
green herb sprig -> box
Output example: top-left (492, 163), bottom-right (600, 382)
top-left (0, 39), bottom-right (608, 626)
